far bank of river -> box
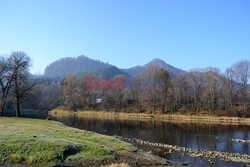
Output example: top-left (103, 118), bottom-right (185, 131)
top-left (50, 109), bottom-right (250, 125)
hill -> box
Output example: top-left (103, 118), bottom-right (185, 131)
top-left (44, 56), bottom-right (184, 79)
top-left (121, 58), bottom-right (184, 77)
top-left (44, 55), bottom-right (112, 79)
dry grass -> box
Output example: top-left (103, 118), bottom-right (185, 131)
top-left (103, 163), bottom-right (130, 167)
top-left (51, 109), bottom-right (250, 125)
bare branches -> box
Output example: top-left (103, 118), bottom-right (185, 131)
top-left (0, 51), bottom-right (32, 116)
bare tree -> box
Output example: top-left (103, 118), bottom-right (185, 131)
top-left (0, 56), bottom-right (14, 116)
top-left (113, 75), bottom-right (126, 112)
top-left (189, 69), bottom-right (205, 112)
top-left (26, 78), bottom-right (62, 112)
top-left (126, 77), bottom-right (144, 112)
top-left (141, 65), bottom-right (161, 114)
top-left (203, 67), bottom-right (221, 112)
top-left (62, 74), bottom-right (83, 111)
top-left (9, 51), bottom-right (32, 117)
top-left (231, 60), bottom-right (250, 111)
top-left (174, 73), bottom-right (192, 109)
top-left (223, 67), bottom-right (237, 109)
top-left (155, 68), bottom-right (171, 113)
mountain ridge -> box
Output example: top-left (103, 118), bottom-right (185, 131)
top-left (44, 56), bottom-right (184, 79)
top-left (121, 58), bottom-right (184, 77)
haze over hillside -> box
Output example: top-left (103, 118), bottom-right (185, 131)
top-left (44, 56), bottom-right (184, 79)
top-left (121, 59), bottom-right (184, 77)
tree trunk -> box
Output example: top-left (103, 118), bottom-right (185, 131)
top-left (15, 93), bottom-right (20, 117)
top-left (0, 100), bottom-right (5, 116)
top-left (14, 73), bottom-right (21, 117)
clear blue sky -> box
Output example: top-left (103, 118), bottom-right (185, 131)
top-left (0, 0), bottom-right (249, 74)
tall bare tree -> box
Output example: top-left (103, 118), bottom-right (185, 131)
top-left (189, 69), bottom-right (205, 112)
top-left (141, 65), bottom-right (161, 113)
top-left (0, 56), bottom-right (14, 116)
top-left (174, 73), bottom-right (192, 109)
top-left (126, 77), bottom-right (144, 112)
top-left (62, 74), bottom-right (83, 111)
top-left (113, 75), bottom-right (126, 112)
top-left (155, 68), bottom-right (171, 113)
top-left (203, 67), bottom-right (221, 112)
top-left (9, 51), bottom-right (31, 117)
top-left (231, 60), bottom-right (250, 111)
top-left (223, 67), bottom-right (237, 109)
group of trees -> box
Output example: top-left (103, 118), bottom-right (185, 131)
top-left (0, 52), bottom-right (32, 117)
top-left (62, 60), bottom-right (250, 116)
top-left (0, 51), bottom-right (249, 117)
top-left (172, 62), bottom-right (250, 115)
top-left (0, 51), bottom-right (62, 117)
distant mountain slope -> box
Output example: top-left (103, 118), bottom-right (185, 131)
top-left (147, 59), bottom-right (183, 74)
top-left (44, 56), bottom-right (184, 79)
top-left (121, 58), bottom-right (184, 77)
top-left (120, 66), bottom-right (144, 78)
top-left (44, 56), bottom-right (112, 79)
top-left (96, 66), bottom-right (129, 79)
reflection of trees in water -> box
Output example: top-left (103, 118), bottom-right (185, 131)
top-left (54, 116), bottom-right (250, 155)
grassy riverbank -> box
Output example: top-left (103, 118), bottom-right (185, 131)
top-left (51, 109), bottom-right (250, 125)
top-left (0, 117), bottom-right (167, 166)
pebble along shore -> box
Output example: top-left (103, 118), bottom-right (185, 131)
top-left (115, 136), bottom-right (250, 165)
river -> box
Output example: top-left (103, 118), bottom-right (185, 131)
top-left (52, 116), bottom-right (250, 167)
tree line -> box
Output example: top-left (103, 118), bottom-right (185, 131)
top-left (0, 51), bottom-right (249, 117)
top-left (62, 60), bottom-right (250, 117)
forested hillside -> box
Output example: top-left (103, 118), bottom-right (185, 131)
top-left (44, 55), bottom-right (112, 80)
top-left (44, 56), bottom-right (183, 80)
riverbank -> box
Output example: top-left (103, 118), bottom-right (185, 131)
top-left (0, 117), bottom-right (171, 166)
top-left (50, 109), bottom-right (250, 125)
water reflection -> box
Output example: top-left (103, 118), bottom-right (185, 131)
top-left (52, 116), bottom-right (250, 155)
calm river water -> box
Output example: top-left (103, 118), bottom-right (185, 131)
top-left (52, 116), bottom-right (250, 167)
